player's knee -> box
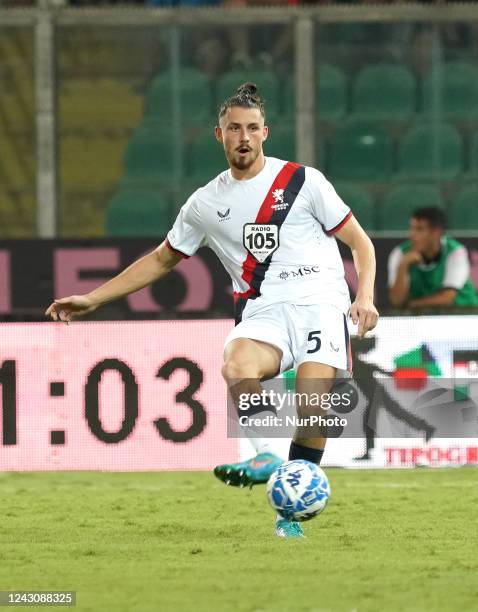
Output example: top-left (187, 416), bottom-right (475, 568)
top-left (222, 356), bottom-right (258, 382)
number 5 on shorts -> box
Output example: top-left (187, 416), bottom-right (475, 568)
top-left (307, 330), bottom-right (321, 353)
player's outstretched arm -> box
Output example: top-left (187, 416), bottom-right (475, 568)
top-left (335, 216), bottom-right (379, 337)
top-left (45, 241), bottom-right (182, 323)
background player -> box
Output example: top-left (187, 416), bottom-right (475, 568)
top-left (388, 207), bottom-right (478, 308)
top-left (46, 83), bottom-right (378, 538)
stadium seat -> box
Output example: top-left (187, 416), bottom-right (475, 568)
top-left (449, 186), bottom-right (478, 230)
top-left (216, 67), bottom-right (279, 121)
top-left (144, 67), bottom-right (212, 125)
top-left (264, 123), bottom-right (295, 162)
top-left (334, 182), bottom-right (376, 230)
top-left (468, 132), bottom-right (478, 176)
top-left (60, 79), bottom-right (142, 130)
top-left (123, 126), bottom-right (177, 183)
top-left (380, 184), bottom-right (444, 230)
top-left (61, 135), bottom-right (126, 188)
top-left (190, 130), bottom-right (228, 180)
top-left (328, 121), bottom-right (393, 180)
top-left (105, 190), bottom-right (171, 237)
top-left (284, 64), bottom-right (347, 122)
top-left (352, 64), bottom-right (416, 121)
top-left (397, 124), bottom-right (463, 180)
top-left (423, 62), bottom-right (478, 120)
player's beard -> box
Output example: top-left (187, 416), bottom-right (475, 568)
top-left (228, 147), bottom-right (259, 171)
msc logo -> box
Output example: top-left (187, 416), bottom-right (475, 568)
top-left (279, 266), bottom-right (320, 280)
top-left (217, 208), bottom-right (231, 222)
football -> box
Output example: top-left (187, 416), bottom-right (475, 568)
top-left (266, 460), bottom-right (331, 522)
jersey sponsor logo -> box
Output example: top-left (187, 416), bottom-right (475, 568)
top-left (243, 224), bottom-right (279, 263)
top-left (271, 188), bottom-right (289, 211)
top-left (330, 341), bottom-right (340, 352)
top-left (278, 265), bottom-right (320, 280)
top-left (217, 208), bottom-right (231, 222)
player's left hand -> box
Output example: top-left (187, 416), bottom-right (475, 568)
top-left (350, 297), bottom-right (379, 337)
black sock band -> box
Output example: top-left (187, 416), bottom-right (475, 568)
top-left (289, 441), bottom-right (324, 465)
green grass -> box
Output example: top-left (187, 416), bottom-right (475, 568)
top-left (1, 469), bottom-right (477, 612)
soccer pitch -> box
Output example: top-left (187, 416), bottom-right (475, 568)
top-left (1, 469), bottom-right (477, 612)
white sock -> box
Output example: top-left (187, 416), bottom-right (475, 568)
top-left (247, 435), bottom-right (277, 456)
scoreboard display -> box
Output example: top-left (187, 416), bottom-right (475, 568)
top-left (0, 321), bottom-right (236, 471)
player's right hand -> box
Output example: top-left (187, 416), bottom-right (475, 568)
top-left (401, 250), bottom-right (423, 267)
top-left (45, 295), bottom-right (98, 323)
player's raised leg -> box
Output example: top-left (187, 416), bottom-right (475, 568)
top-left (214, 337), bottom-right (284, 487)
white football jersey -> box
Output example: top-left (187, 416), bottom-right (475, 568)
top-left (167, 157), bottom-right (352, 323)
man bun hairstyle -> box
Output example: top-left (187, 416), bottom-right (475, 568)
top-left (218, 82), bottom-right (265, 119)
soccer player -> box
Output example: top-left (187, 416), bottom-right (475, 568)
top-left (46, 83), bottom-right (378, 538)
top-left (388, 207), bottom-right (478, 308)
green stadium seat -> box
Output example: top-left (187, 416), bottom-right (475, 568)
top-left (352, 64), bottom-right (416, 121)
top-left (123, 126), bottom-right (178, 183)
top-left (328, 121), bottom-right (393, 180)
top-left (190, 130), bottom-right (228, 180)
top-left (449, 186), bottom-right (478, 229)
top-left (264, 123), bottom-right (295, 162)
top-left (144, 67), bottom-right (212, 124)
top-left (105, 190), bottom-right (172, 237)
top-left (380, 184), bottom-right (444, 230)
top-left (468, 133), bottom-right (478, 176)
top-left (397, 124), bottom-right (463, 180)
top-left (216, 67), bottom-right (279, 121)
top-left (334, 182), bottom-right (376, 230)
top-left (284, 64), bottom-right (347, 122)
top-left (423, 62), bottom-right (478, 120)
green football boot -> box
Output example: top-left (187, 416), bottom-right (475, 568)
top-left (275, 518), bottom-right (305, 538)
top-left (213, 452), bottom-right (283, 488)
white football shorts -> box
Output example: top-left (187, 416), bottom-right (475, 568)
top-left (224, 302), bottom-right (352, 375)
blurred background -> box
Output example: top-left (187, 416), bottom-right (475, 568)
top-left (1, 0), bottom-right (478, 469)
top-left (2, 1), bottom-right (478, 320)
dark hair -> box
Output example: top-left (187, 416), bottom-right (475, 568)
top-left (412, 207), bottom-right (446, 229)
top-left (218, 82), bottom-right (265, 120)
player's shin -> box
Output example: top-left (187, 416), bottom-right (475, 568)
top-left (289, 387), bottom-right (328, 465)
top-left (229, 379), bottom-right (278, 455)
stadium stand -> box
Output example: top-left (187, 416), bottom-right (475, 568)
top-left (423, 61), bottom-right (478, 120)
top-left (60, 79), bottom-right (142, 130)
top-left (190, 129), bottom-right (228, 180)
top-left (284, 64), bottom-right (347, 122)
top-left (105, 190), bottom-right (171, 237)
top-left (144, 67), bottom-right (212, 125)
top-left (468, 132), bottom-right (478, 176)
top-left (380, 184), bottom-right (444, 230)
top-left (264, 122), bottom-right (295, 162)
top-left (351, 63), bottom-right (416, 121)
top-left (0, 30), bottom-right (36, 236)
top-left (397, 123), bottom-right (463, 179)
top-left (328, 120), bottom-right (393, 181)
top-left (334, 182), bottom-right (376, 230)
top-left (449, 185), bottom-right (478, 230)
top-left (122, 126), bottom-right (176, 184)
top-left (61, 134), bottom-right (127, 188)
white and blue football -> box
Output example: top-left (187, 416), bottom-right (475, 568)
top-left (266, 460), bottom-right (331, 522)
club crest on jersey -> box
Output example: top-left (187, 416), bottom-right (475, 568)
top-left (271, 188), bottom-right (289, 211)
top-left (217, 208), bottom-right (231, 222)
top-left (243, 223), bottom-right (279, 263)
